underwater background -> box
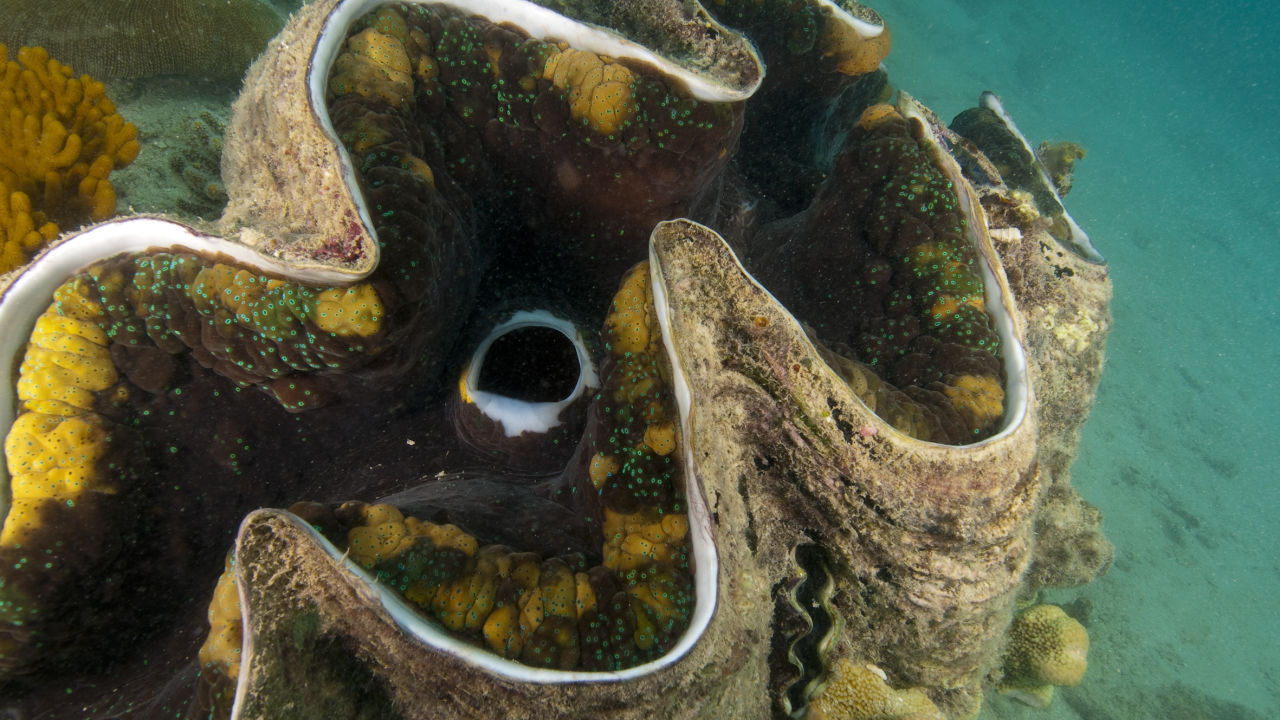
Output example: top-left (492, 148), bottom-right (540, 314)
top-left (6, 0), bottom-right (1274, 716)
top-left (874, 0), bottom-right (1280, 717)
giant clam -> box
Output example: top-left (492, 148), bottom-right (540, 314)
top-left (0, 0), bottom-right (1112, 718)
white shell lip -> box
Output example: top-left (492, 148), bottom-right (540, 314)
top-left (310, 0), bottom-right (764, 118)
top-left (978, 91), bottom-right (1105, 265)
top-left (897, 92), bottom-right (1030, 446)
top-left (818, 0), bottom-right (887, 39)
top-left (0, 217), bottom-right (366, 509)
top-left (462, 309), bottom-right (599, 437)
top-left (650, 209), bottom-right (1028, 452)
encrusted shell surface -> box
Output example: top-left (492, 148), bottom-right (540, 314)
top-left (218, 0), bottom-right (381, 277)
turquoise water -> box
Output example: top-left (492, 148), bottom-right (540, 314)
top-left (878, 0), bottom-right (1280, 716)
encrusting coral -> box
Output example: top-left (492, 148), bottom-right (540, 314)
top-left (998, 604), bottom-right (1089, 708)
top-left (806, 658), bottom-right (944, 720)
top-left (0, 43), bottom-right (139, 272)
top-left (197, 552), bottom-right (243, 720)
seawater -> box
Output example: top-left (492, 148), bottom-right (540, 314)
top-left (876, 0), bottom-right (1280, 716)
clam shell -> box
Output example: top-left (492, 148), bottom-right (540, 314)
top-left (0, 0), bottom-right (1114, 716)
top-left (220, 210), bottom-right (1040, 718)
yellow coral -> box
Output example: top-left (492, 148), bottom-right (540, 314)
top-left (312, 284), bottom-right (385, 337)
top-left (0, 43), bottom-right (139, 272)
top-left (198, 552), bottom-right (244, 681)
top-left (1, 278), bottom-right (121, 546)
top-left (1, 189), bottom-right (57, 270)
top-left (942, 374), bottom-right (1005, 430)
top-left (1043, 307), bottom-right (1103, 354)
top-left (856, 103), bottom-right (900, 131)
top-left (328, 23), bottom-right (415, 110)
top-left (820, 18), bottom-right (892, 76)
top-left (806, 658), bottom-right (944, 720)
top-left (604, 261), bottom-right (655, 356)
top-left (999, 604), bottom-right (1089, 707)
top-left (542, 46), bottom-right (636, 136)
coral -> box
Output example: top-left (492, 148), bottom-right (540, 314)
top-left (999, 604), bottom-right (1089, 707)
top-left (0, 0), bottom-right (284, 81)
top-left (2, 278), bottom-right (121, 546)
top-left (0, 43), bottom-right (139, 271)
top-left (1, 188), bottom-right (57, 271)
top-left (541, 47), bottom-right (637, 136)
top-left (198, 552), bottom-right (244, 681)
top-left (1042, 306), bottom-right (1104, 354)
top-left (806, 658), bottom-right (944, 720)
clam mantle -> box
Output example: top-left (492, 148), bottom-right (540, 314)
top-left (0, 0), bottom-right (1112, 718)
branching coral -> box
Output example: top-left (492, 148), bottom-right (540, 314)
top-left (0, 188), bottom-right (56, 271)
top-left (0, 43), bottom-right (139, 272)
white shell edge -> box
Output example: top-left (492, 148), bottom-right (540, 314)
top-left (463, 309), bottom-right (600, 437)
